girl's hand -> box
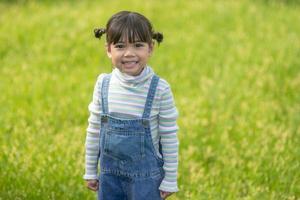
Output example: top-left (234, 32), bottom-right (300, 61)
top-left (160, 190), bottom-right (174, 199)
top-left (86, 179), bottom-right (99, 191)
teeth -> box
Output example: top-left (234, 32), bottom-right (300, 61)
top-left (123, 61), bottom-right (137, 63)
top-left (123, 61), bottom-right (138, 64)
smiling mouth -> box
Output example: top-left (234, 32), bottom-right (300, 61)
top-left (121, 61), bottom-right (138, 64)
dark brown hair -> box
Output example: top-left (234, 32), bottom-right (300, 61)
top-left (94, 11), bottom-right (163, 45)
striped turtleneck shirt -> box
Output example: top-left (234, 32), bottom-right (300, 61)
top-left (83, 66), bottom-right (179, 192)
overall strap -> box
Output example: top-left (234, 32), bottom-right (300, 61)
top-left (101, 74), bottom-right (111, 115)
top-left (142, 75), bottom-right (160, 119)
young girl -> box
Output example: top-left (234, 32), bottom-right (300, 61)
top-left (83, 11), bottom-right (179, 200)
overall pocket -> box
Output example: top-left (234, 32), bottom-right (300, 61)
top-left (104, 129), bottom-right (145, 161)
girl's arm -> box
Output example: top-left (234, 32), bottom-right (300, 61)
top-left (158, 84), bottom-right (179, 193)
top-left (83, 74), bottom-right (104, 180)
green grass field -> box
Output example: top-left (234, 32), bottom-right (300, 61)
top-left (1, 0), bottom-right (300, 199)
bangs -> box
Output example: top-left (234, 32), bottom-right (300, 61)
top-left (106, 12), bottom-right (152, 44)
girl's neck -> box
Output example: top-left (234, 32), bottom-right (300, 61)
top-left (113, 66), bottom-right (154, 85)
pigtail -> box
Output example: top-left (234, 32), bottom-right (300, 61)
top-left (94, 28), bottom-right (106, 39)
top-left (152, 32), bottom-right (163, 44)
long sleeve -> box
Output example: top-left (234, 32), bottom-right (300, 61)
top-left (158, 85), bottom-right (179, 192)
top-left (83, 74), bottom-right (104, 180)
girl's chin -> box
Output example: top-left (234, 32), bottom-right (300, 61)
top-left (122, 62), bottom-right (139, 69)
top-left (115, 64), bottom-right (146, 75)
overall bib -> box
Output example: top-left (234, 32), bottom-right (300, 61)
top-left (98, 74), bottom-right (164, 200)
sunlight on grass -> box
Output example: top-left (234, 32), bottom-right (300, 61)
top-left (0, 0), bottom-right (299, 199)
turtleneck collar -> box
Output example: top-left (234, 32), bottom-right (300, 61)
top-left (112, 66), bottom-right (154, 87)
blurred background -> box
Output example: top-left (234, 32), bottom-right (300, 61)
top-left (0, 0), bottom-right (299, 199)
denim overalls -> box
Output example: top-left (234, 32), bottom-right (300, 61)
top-left (98, 74), bottom-right (164, 200)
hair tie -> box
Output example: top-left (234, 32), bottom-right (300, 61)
top-left (94, 28), bottom-right (106, 39)
top-left (153, 32), bottom-right (163, 44)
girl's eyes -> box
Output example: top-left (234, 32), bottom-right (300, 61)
top-left (114, 43), bottom-right (145, 49)
top-left (134, 43), bottom-right (144, 47)
top-left (115, 44), bottom-right (125, 49)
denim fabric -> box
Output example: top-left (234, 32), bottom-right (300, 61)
top-left (97, 74), bottom-right (164, 200)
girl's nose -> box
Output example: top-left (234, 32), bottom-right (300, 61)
top-left (124, 47), bottom-right (135, 57)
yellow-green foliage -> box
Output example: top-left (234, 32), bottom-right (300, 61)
top-left (0, 0), bottom-right (299, 199)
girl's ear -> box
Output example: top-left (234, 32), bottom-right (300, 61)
top-left (106, 43), bottom-right (112, 58)
top-left (148, 41), bottom-right (154, 55)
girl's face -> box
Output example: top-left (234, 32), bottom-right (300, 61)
top-left (106, 40), bottom-right (153, 76)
